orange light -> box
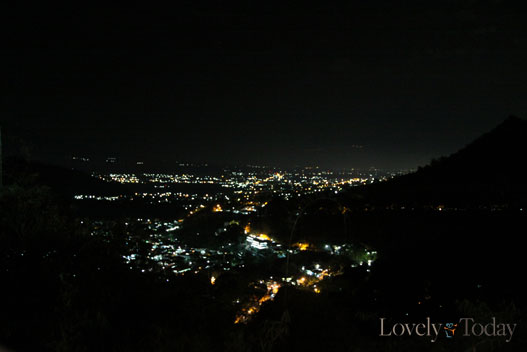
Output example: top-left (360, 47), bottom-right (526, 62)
top-left (295, 242), bottom-right (310, 251)
top-left (256, 233), bottom-right (271, 241)
top-left (297, 277), bottom-right (307, 285)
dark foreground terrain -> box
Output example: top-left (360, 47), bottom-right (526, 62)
top-left (1, 117), bottom-right (527, 351)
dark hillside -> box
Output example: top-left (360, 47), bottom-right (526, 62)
top-left (343, 116), bottom-right (527, 208)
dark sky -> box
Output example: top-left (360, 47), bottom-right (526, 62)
top-left (3, 1), bottom-right (527, 169)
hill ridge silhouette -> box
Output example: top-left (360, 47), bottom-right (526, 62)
top-left (345, 115), bottom-right (527, 207)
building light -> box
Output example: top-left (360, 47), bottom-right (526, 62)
top-left (294, 242), bottom-right (310, 251)
top-left (256, 233), bottom-right (271, 241)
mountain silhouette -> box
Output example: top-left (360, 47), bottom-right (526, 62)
top-left (2, 157), bottom-right (127, 199)
top-left (345, 116), bottom-right (527, 208)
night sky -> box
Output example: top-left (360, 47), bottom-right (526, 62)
top-left (4, 1), bottom-right (527, 169)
